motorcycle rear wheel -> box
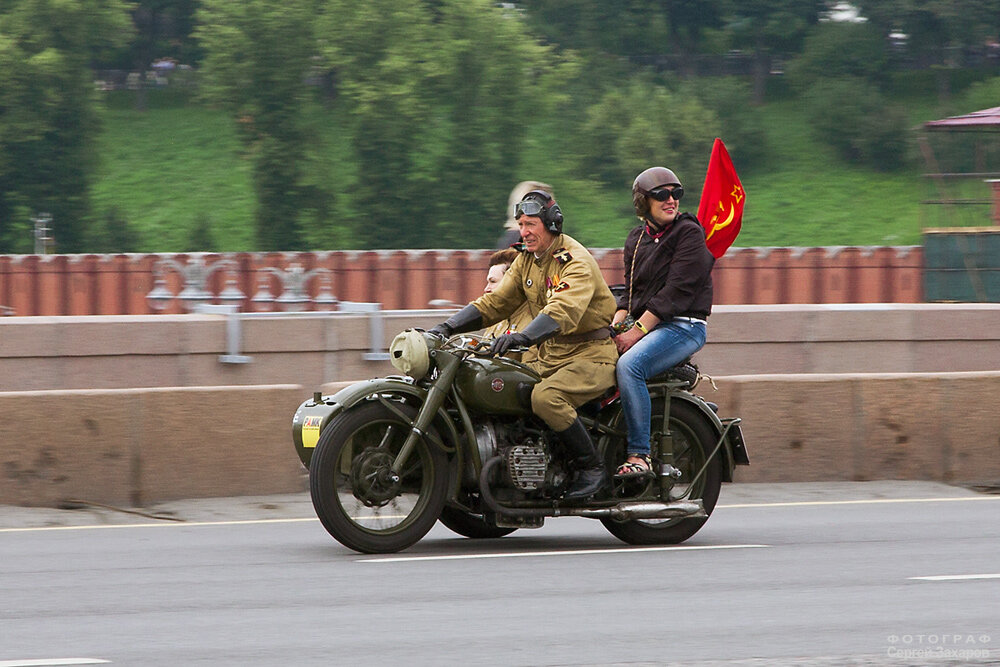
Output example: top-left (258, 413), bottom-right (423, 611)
top-left (309, 400), bottom-right (449, 554)
top-left (438, 506), bottom-right (517, 539)
top-left (601, 399), bottom-right (722, 545)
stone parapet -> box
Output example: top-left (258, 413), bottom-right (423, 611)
top-left (2, 304), bottom-right (998, 392)
top-left (0, 246), bottom-right (924, 316)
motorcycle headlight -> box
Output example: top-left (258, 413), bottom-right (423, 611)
top-left (389, 329), bottom-right (431, 379)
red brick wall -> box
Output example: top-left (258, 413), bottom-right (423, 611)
top-left (0, 246), bottom-right (924, 316)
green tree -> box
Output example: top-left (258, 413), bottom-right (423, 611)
top-left (804, 76), bottom-right (909, 170)
top-left (317, 0), bottom-right (561, 249)
top-left (683, 77), bottom-right (768, 170)
top-left (425, 0), bottom-right (570, 248)
top-left (854, 0), bottom-right (1000, 98)
top-left (123, 0), bottom-right (200, 111)
top-left (0, 0), bottom-right (133, 252)
top-left (785, 21), bottom-right (888, 91)
top-left (720, 0), bottom-right (825, 103)
top-left (578, 77), bottom-right (722, 193)
top-left (87, 206), bottom-right (143, 252)
top-left (196, 0), bottom-right (324, 250)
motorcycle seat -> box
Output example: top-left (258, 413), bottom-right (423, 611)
top-left (648, 359), bottom-right (699, 389)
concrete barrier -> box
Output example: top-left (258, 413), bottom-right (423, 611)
top-left (0, 385), bottom-right (307, 507)
top-left (708, 372), bottom-right (1000, 485)
top-left (1, 374), bottom-right (998, 508)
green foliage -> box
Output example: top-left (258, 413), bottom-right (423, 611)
top-left (786, 21), bottom-right (888, 91)
top-left (681, 77), bottom-right (768, 170)
top-left (315, 0), bottom-right (564, 249)
top-left (961, 76), bottom-right (1000, 112)
top-left (196, 0), bottom-right (322, 250)
top-left (86, 206), bottom-right (143, 253)
top-left (578, 77), bottom-right (722, 193)
top-left (720, 0), bottom-right (825, 102)
top-left (186, 212), bottom-right (217, 252)
top-left (855, 0), bottom-right (1000, 68)
top-left (804, 77), bottom-right (909, 171)
top-left (0, 0), bottom-right (134, 252)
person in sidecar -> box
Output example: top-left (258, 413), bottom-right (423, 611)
top-left (483, 248), bottom-right (537, 364)
top-left (611, 166), bottom-right (714, 477)
top-left (430, 190), bottom-right (618, 501)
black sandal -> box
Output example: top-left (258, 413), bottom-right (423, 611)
top-left (615, 454), bottom-right (652, 478)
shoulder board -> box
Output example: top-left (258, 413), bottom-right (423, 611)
top-left (553, 247), bottom-right (573, 264)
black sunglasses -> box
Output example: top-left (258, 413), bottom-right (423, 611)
top-left (514, 199), bottom-right (545, 219)
top-left (648, 186), bottom-right (683, 202)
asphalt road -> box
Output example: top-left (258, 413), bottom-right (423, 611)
top-left (1, 482), bottom-right (998, 667)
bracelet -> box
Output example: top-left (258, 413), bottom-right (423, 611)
top-left (633, 320), bottom-right (649, 334)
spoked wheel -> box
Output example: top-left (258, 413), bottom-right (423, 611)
top-left (602, 399), bottom-right (722, 545)
top-left (309, 400), bottom-right (449, 554)
top-left (438, 506), bottom-right (517, 539)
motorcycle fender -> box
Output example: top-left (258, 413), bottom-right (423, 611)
top-left (660, 391), bottom-right (742, 483)
top-left (291, 378), bottom-right (463, 479)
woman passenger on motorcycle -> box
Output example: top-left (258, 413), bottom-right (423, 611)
top-left (611, 167), bottom-right (714, 477)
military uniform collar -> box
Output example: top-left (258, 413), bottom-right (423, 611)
top-left (532, 234), bottom-right (563, 263)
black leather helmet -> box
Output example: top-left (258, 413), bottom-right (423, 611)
top-left (515, 190), bottom-right (563, 234)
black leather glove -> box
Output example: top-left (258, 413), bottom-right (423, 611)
top-left (490, 312), bottom-right (560, 357)
top-left (429, 304), bottom-right (483, 339)
top-left (427, 323), bottom-right (452, 339)
top-left (490, 331), bottom-right (531, 357)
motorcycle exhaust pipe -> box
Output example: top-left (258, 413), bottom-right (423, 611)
top-left (576, 500), bottom-right (706, 521)
top-left (479, 456), bottom-right (707, 520)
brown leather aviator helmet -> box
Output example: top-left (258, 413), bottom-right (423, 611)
top-left (632, 166), bottom-right (681, 219)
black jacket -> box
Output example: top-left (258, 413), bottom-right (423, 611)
top-left (616, 212), bottom-right (714, 321)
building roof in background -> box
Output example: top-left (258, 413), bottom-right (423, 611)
top-left (924, 106), bottom-right (1000, 130)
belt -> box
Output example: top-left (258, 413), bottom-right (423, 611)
top-left (554, 327), bottom-right (613, 344)
top-left (673, 316), bottom-right (707, 325)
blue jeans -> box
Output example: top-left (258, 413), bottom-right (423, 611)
top-left (616, 319), bottom-right (707, 456)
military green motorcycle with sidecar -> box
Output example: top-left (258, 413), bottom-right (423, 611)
top-left (291, 329), bottom-right (749, 554)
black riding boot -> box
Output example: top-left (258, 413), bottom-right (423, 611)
top-left (557, 418), bottom-right (608, 501)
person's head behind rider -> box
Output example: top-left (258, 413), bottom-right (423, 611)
top-left (485, 248), bottom-right (518, 294)
top-left (514, 190), bottom-right (563, 255)
top-left (632, 166), bottom-right (684, 230)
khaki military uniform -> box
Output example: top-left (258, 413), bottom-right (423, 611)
top-left (483, 301), bottom-right (536, 364)
top-left (472, 234), bottom-right (618, 431)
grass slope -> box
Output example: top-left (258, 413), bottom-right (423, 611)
top-left (92, 94), bottom-right (992, 252)
top-left (93, 103), bottom-right (256, 252)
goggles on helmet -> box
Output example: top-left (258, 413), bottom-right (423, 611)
top-left (514, 199), bottom-right (546, 219)
top-left (648, 186), bottom-right (683, 202)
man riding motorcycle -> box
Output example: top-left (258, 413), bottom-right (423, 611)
top-left (430, 190), bottom-right (618, 500)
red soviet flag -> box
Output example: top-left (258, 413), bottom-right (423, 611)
top-left (697, 138), bottom-right (745, 258)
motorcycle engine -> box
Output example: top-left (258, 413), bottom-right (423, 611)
top-left (473, 420), bottom-right (563, 494)
top-left (505, 440), bottom-right (547, 490)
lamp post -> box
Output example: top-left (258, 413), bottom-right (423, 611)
top-left (146, 256), bottom-right (244, 312)
top-left (32, 213), bottom-right (53, 255)
top-left (252, 263), bottom-right (337, 312)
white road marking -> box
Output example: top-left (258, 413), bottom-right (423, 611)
top-left (0, 660), bottom-right (110, 666)
top-left (909, 573), bottom-right (1000, 581)
top-left (1, 494), bottom-right (997, 533)
top-left (0, 518), bottom-right (318, 533)
top-left (718, 495), bottom-right (1000, 509)
top-left (358, 543), bottom-right (770, 563)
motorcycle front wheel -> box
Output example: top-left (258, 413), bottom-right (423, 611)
top-left (309, 400), bottom-right (449, 554)
top-left (602, 399), bottom-right (722, 545)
